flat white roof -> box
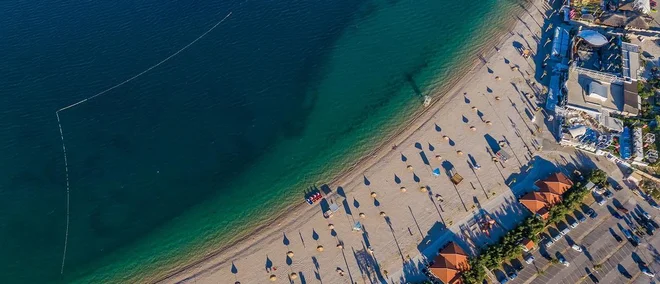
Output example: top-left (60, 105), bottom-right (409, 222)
top-left (622, 42), bottom-right (640, 81)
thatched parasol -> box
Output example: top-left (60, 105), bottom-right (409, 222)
top-left (457, 150), bottom-right (463, 156)
top-left (290, 273), bottom-right (298, 279)
top-left (328, 223), bottom-right (334, 230)
top-left (317, 245), bottom-right (324, 252)
top-left (370, 192), bottom-right (377, 198)
top-left (270, 275), bottom-right (277, 281)
top-left (359, 212), bottom-right (366, 218)
top-left (380, 211), bottom-right (387, 217)
top-left (486, 120), bottom-right (492, 125)
top-left (495, 76), bottom-right (501, 80)
top-left (420, 186), bottom-right (428, 192)
top-left (407, 165), bottom-right (414, 171)
top-left (435, 155), bottom-right (442, 160)
top-left (471, 106), bottom-right (477, 111)
top-left (470, 126), bottom-right (476, 131)
top-left (443, 135), bottom-right (449, 141)
top-left (400, 186), bottom-right (407, 193)
top-left (511, 66), bottom-right (518, 71)
top-left (337, 243), bottom-right (344, 249)
top-left (287, 251), bottom-right (294, 257)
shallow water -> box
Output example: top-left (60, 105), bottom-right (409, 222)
top-left (0, 0), bottom-right (523, 282)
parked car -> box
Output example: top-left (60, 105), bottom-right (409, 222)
top-left (616, 204), bottom-right (629, 214)
top-left (524, 254), bottom-right (535, 264)
top-left (571, 244), bottom-right (582, 252)
top-left (577, 213), bottom-right (587, 223)
top-left (651, 201), bottom-right (660, 210)
top-left (560, 227), bottom-right (570, 235)
top-left (609, 181), bottom-right (623, 191)
top-left (613, 233), bottom-right (623, 243)
top-left (597, 198), bottom-right (607, 206)
top-left (552, 233), bottom-right (562, 242)
top-left (604, 190), bottom-right (614, 199)
top-left (586, 208), bottom-right (598, 218)
top-left (544, 239), bottom-right (554, 248)
top-left (644, 221), bottom-right (656, 235)
top-left (641, 211), bottom-right (651, 220)
top-left (641, 264), bottom-right (656, 277)
top-left (568, 218), bottom-right (579, 228)
top-left (508, 271), bottom-right (518, 280)
top-left (557, 255), bottom-right (569, 267)
top-left (649, 219), bottom-right (659, 229)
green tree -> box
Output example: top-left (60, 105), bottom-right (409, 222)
top-left (588, 169), bottom-right (607, 186)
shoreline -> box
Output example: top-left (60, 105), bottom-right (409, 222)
top-left (147, 0), bottom-right (543, 282)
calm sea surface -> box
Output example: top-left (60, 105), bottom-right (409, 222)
top-left (0, 0), bottom-right (523, 282)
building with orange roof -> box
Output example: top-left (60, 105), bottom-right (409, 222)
top-left (520, 238), bottom-right (535, 252)
top-left (429, 242), bottom-right (470, 284)
top-left (519, 172), bottom-right (574, 219)
top-left (535, 172), bottom-right (573, 195)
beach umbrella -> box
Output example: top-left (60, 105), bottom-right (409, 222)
top-left (420, 186), bottom-right (428, 192)
top-left (407, 165), bottom-right (414, 171)
top-left (495, 96), bottom-right (501, 100)
top-left (443, 135), bottom-right (449, 141)
top-left (511, 66), bottom-right (518, 71)
top-left (495, 76), bottom-right (501, 80)
top-left (287, 251), bottom-right (294, 257)
top-left (290, 273), bottom-right (298, 279)
top-left (337, 243), bottom-right (344, 249)
top-left (471, 106), bottom-right (477, 111)
top-left (435, 155), bottom-right (442, 160)
top-left (486, 120), bottom-right (492, 125)
top-left (457, 150), bottom-right (463, 156)
top-left (270, 275), bottom-right (277, 281)
top-left (328, 224), bottom-right (334, 229)
top-left (317, 245), bottom-right (324, 252)
top-left (359, 212), bottom-right (366, 218)
top-left (400, 186), bottom-right (407, 193)
top-left (492, 157), bottom-right (498, 162)
top-left (380, 211), bottom-right (387, 217)
top-left (470, 126), bottom-right (476, 131)
top-left (370, 192), bottom-right (377, 198)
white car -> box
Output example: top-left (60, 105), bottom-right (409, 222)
top-left (560, 227), bottom-right (570, 235)
top-left (571, 244), bottom-right (582, 252)
top-left (597, 198), bottom-right (606, 206)
top-left (568, 219), bottom-right (579, 228)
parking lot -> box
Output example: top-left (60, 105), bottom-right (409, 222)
top-left (497, 185), bottom-right (660, 284)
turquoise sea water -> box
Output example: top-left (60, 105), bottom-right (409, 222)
top-left (0, 0), bottom-right (524, 282)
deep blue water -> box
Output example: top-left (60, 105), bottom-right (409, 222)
top-left (0, 0), bottom-right (520, 282)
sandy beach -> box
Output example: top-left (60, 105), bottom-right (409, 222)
top-left (156, 0), bottom-right (551, 283)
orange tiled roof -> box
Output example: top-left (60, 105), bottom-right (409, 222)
top-left (535, 172), bottom-right (573, 195)
top-left (429, 242), bottom-right (470, 284)
top-left (519, 192), bottom-right (562, 219)
top-left (521, 238), bottom-right (535, 250)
